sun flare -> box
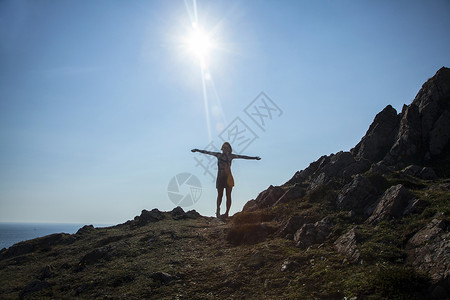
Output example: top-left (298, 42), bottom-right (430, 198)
top-left (186, 22), bottom-right (213, 62)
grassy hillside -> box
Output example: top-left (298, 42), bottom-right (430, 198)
top-left (0, 170), bottom-right (448, 299)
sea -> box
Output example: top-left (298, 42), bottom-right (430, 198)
top-left (0, 222), bottom-right (112, 250)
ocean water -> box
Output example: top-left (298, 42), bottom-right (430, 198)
top-left (0, 223), bottom-right (111, 250)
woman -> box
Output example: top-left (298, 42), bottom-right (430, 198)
top-left (191, 142), bottom-right (260, 218)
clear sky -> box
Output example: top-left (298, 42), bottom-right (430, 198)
top-left (1, 0), bottom-right (449, 224)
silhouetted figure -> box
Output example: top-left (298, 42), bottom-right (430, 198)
top-left (192, 142), bottom-right (260, 218)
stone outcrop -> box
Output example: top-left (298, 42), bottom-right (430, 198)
top-left (367, 184), bottom-right (413, 224)
top-left (135, 208), bottom-right (165, 226)
top-left (335, 175), bottom-right (380, 217)
top-left (287, 151), bottom-right (370, 191)
top-left (384, 67), bottom-right (450, 166)
top-left (277, 214), bottom-right (316, 239)
top-left (351, 67), bottom-right (450, 171)
top-left (351, 105), bottom-right (400, 162)
top-left (406, 218), bottom-right (450, 285)
top-left (294, 217), bottom-right (333, 249)
top-left (243, 185), bottom-right (285, 211)
top-left (334, 227), bottom-right (361, 264)
top-left (401, 164), bottom-right (437, 180)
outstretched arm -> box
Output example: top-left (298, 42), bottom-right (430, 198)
top-left (191, 149), bottom-right (220, 157)
top-left (232, 154), bottom-right (261, 160)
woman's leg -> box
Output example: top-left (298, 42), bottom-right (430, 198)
top-left (224, 186), bottom-right (232, 217)
top-left (216, 187), bottom-right (224, 217)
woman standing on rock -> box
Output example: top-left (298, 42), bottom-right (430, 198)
top-left (191, 142), bottom-right (260, 218)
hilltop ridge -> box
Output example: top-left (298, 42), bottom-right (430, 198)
top-left (0, 67), bottom-right (449, 299)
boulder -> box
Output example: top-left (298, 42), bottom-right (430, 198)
top-left (336, 175), bottom-right (380, 216)
top-left (368, 184), bottom-right (413, 224)
top-left (401, 165), bottom-right (438, 180)
top-left (277, 214), bottom-right (315, 238)
top-left (401, 165), bottom-right (423, 177)
top-left (294, 217), bottom-right (333, 249)
top-left (369, 162), bottom-right (392, 176)
top-left (419, 167), bottom-right (438, 180)
top-left (406, 218), bottom-right (450, 285)
top-left (403, 198), bottom-right (426, 216)
top-left (334, 227), bottom-right (360, 264)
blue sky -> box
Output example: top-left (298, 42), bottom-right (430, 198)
top-left (1, 0), bottom-right (449, 223)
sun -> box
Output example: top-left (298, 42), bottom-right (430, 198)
top-left (186, 22), bottom-right (213, 62)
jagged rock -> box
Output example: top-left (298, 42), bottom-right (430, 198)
top-left (171, 206), bottom-right (187, 220)
top-left (277, 214), bottom-right (315, 238)
top-left (76, 225), bottom-right (95, 235)
top-left (243, 185), bottom-right (285, 211)
top-left (242, 199), bottom-right (257, 211)
top-left (406, 218), bottom-right (450, 285)
top-left (286, 155), bottom-right (330, 185)
top-left (288, 152), bottom-right (370, 192)
top-left (401, 165), bottom-right (438, 180)
top-left (334, 227), bottom-right (360, 264)
top-left (419, 167), bottom-right (438, 180)
top-left (151, 271), bottom-right (174, 284)
top-left (429, 110), bottom-right (450, 156)
top-left (185, 209), bottom-right (201, 219)
top-left (136, 208), bottom-right (165, 226)
top-left (274, 184), bottom-right (306, 206)
top-left (368, 184), bottom-right (413, 224)
top-left (294, 217), bottom-right (333, 249)
top-left (403, 198), bottom-right (426, 216)
top-left (352, 105), bottom-right (400, 163)
top-left (369, 162), bottom-right (392, 176)
top-left (312, 152), bottom-right (370, 189)
top-left (389, 104), bottom-right (423, 163)
top-left (383, 67), bottom-right (450, 166)
top-left (336, 175), bottom-right (380, 216)
top-left (401, 165), bottom-right (423, 177)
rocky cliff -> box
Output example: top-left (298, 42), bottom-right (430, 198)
top-left (239, 66), bottom-right (450, 297)
top-left (0, 67), bottom-right (449, 299)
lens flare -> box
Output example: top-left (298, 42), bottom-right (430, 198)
top-left (187, 23), bottom-right (213, 60)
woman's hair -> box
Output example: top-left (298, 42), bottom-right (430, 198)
top-left (221, 142), bottom-right (232, 152)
